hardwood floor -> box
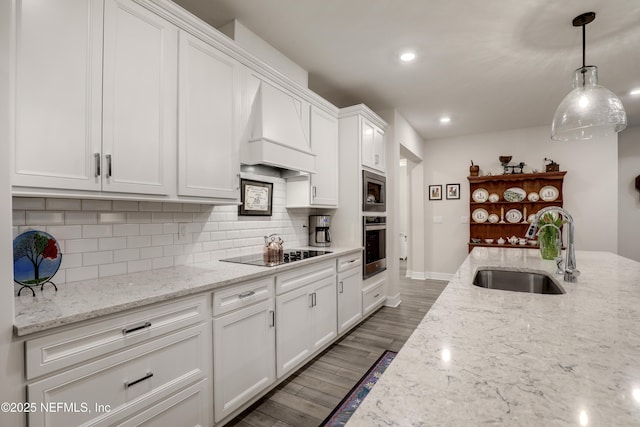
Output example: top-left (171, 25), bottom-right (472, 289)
top-left (226, 261), bottom-right (448, 427)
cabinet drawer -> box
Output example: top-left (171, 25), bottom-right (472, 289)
top-left (212, 277), bottom-right (274, 317)
top-left (27, 324), bottom-right (207, 427)
top-left (337, 252), bottom-right (362, 272)
top-left (363, 277), bottom-right (385, 315)
top-left (26, 295), bottom-right (207, 380)
top-left (275, 260), bottom-right (335, 295)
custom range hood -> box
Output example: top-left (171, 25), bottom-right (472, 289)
top-left (241, 80), bottom-right (316, 174)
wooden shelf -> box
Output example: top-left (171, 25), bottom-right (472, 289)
top-left (468, 171), bottom-right (566, 252)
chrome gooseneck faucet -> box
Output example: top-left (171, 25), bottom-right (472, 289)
top-left (525, 206), bottom-right (580, 282)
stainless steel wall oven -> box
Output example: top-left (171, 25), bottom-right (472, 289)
top-left (363, 170), bottom-right (386, 212)
top-left (363, 216), bottom-right (386, 278)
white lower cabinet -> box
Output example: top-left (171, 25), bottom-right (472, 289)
top-left (275, 261), bottom-right (337, 378)
top-left (212, 278), bottom-right (276, 423)
top-left (363, 273), bottom-right (386, 316)
top-left (24, 296), bottom-right (210, 427)
top-left (337, 254), bottom-right (363, 334)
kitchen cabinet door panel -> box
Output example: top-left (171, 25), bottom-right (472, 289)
top-left (337, 266), bottom-right (363, 334)
top-left (102, 0), bottom-right (177, 195)
top-left (178, 31), bottom-right (240, 200)
top-left (311, 275), bottom-right (338, 349)
top-left (12, 0), bottom-right (103, 191)
top-left (309, 106), bottom-right (339, 206)
top-left (275, 285), bottom-right (313, 378)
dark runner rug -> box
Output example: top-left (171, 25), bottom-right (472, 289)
top-left (319, 350), bottom-right (397, 427)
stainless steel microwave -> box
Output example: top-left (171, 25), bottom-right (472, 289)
top-left (362, 170), bottom-right (386, 212)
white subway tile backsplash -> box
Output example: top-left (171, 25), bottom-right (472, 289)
top-left (139, 201), bottom-right (162, 212)
top-left (82, 200), bottom-right (112, 211)
top-left (98, 212), bottom-right (127, 224)
top-left (112, 200), bottom-right (139, 211)
top-left (128, 259), bottom-right (152, 273)
top-left (13, 197), bottom-right (45, 210)
top-left (98, 237), bottom-right (127, 251)
top-left (83, 251), bottom-right (114, 266)
top-left (99, 263), bottom-right (128, 278)
top-left (48, 225), bottom-right (83, 239)
top-left (127, 235), bottom-right (152, 248)
top-left (66, 239), bottom-right (99, 254)
top-left (82, 224), bottom-right (112, 238)
top-left (47, 198), bottom-right (82, 211)
top-left (66, 266), bottom-right (99, 282)
top-left (113, 224), bottom-right (139, 237)
top-left (66, 211), bottom-right (98, 225)
top-left (12, 185), bottom-right (310, 286)
top-left (114, 248), bottom-right (139, 263)
top-left (27, 211), bottom-right (64, 225)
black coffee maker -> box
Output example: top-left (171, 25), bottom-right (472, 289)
top-left (309, 215), bottom-right (331, 247)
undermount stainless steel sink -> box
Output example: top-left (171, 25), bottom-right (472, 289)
top-left (472, 268), bottom-right (565, 295)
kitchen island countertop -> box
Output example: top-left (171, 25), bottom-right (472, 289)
top-left (347, 248), bottom-right (640, 426)
top-left (14, 246), bottom-right (361, 337)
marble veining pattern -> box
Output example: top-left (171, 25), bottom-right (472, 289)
top-left (14, 247), bottom-right (360, 336)
top-left (346, 248), bottom-right (640, 426)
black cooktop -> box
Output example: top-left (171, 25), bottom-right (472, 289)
top-left (220, 249), bottom-right (332, 267)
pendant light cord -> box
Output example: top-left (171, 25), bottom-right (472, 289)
top-left (582, 23), bottom-right (586, 68)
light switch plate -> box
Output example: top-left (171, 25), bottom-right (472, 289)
top-left (460, 216), bottom-right (469, 223)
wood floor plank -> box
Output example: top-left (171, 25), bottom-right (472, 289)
top-left (225, 262), bottom-right (447, 427)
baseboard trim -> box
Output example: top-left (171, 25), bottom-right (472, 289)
top-left (384, 292), bottom-right (401, 307)
top-left (405, 270), bottom-right (453, 282)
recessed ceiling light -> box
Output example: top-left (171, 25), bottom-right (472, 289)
top-left (630, 88), bottom-right (640, 96)
top-left (400, 52), bottom-right (416, 62)
top-left (439, 116), bottom-right (451, 124)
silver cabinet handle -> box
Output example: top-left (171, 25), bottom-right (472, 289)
top-left (236, 173), bottom-right (240, 190)
top-left (312, 186), bottom-right (317, 197)
top-left (94, 153), bottom-right (101, 177)
top-left (313, 292), bottom-right (317, 307)
top-left (122, 321), bottom-right (151, 335)
top-left (309, 293), bottom-right (314, 308)
top-left (269, 310), bottom-right (275, 327)
top-left (239, 290), bottom-right (255, 299)
top-left (339, 281), bottom-right (344, 294)
top-left (373, 293), bottom-right (380, 298)
top-left (106, 154), bottom-right (112, 178)
top-left (348, 259), bottom-right (357, 264)
top-left (125, 371), bottom-right (153, 388)
top-left (374, 154), bottom-right (379, 164)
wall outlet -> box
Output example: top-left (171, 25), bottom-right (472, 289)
top-left (433, 216), bottom-right (443, 224)
top-left (178, 223), bottom-right (188, 239)
top-left (460, 216), bottom-right (469, 224)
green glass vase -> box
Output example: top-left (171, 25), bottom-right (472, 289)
top-left (539, 229), bottom-right (561, 260)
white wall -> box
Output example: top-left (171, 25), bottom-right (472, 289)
top-left (423, 125), bottom-right (618, 275)
top-left (1, 0), bottom-right (24, 423)
top-left (618, 126), bottom-right (640, 262)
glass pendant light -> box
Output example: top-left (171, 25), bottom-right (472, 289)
top-left (551, 12), bottom-right (627, 141)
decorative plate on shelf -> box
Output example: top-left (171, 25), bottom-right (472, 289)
top-left (488, 213), bottom-right (499, 223)
top-left (505, 209), bottom-right (523, 223)
top-left (13, 230), bottom-right (62, 286)
top-left (539, 185), bottom-right (559, 201)
top-left (503, 187), bottom-right (526, 202)
top-left (472, 188), bottom-right (489, 203)
top-left (527, 192), bottom-right (540, 202)
top-left (488, 193), bottom-right (500, 202)
top-left (472, 208), bottom-right (489, 223)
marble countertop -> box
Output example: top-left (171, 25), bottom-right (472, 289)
top-left (347, 248), bottom-right (640, 426)
top-left (14, 246), bottom-right (361, 337)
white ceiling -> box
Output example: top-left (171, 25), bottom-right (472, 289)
top-left (173, 0), bottom-right (640, 141)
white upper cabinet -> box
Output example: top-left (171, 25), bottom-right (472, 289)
top-left (286, 105), bottom-right (339, 208)
top-left (102, 0), bottom-right (178, 195)
top-left (12, 0), bottom-right (104, 191)
top-left (361, 118), bottom-right (386, 173)
top-left (178, 31), bottom-right (241, 200)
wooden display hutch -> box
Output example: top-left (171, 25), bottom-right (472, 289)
top-left (467, 171), bottom-right (566, 252)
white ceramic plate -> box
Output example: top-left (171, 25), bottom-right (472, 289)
top-left (539, 185), bottom-right (559, 201)
top-left (527, 192), bottom-right (540, 202)
top-left (506, 209), bottom-right (522, 223)
top-left (488, 213), bottom-right (499, 223)
top-left (503, 187), bottom-right (526, 202)
top-left (472, 188), bottom-right (489, 203)
top-left (488, 193), bottom-right (500, 202)
top-left (472, 208), bottom-right (489, 223)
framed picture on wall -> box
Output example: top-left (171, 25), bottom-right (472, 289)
top-left (239, 179), bottom-right (273, 216)
top-left (446, 183), bottom-right (460, 200)
top-left (428, 184), bottom-right (442, 201)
